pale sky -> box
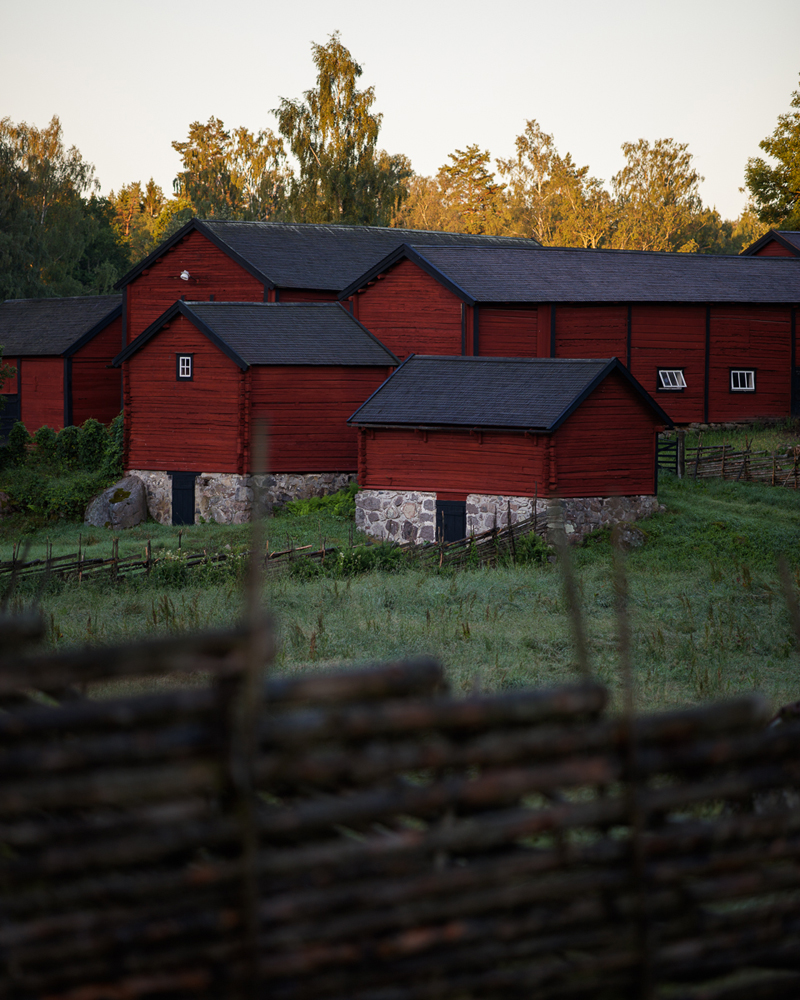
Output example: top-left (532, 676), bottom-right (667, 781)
top-left (2, 0), bottom-right (798, 221)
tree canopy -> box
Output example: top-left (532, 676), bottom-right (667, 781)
top-left (745, 73), bottom-right (800, 230)
top-left (0, 115), bottom-right (129, 299)
top-left (273, 32), bottom-right (410, 225)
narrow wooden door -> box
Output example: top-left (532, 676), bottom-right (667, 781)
top-left (169, 471), bottom-right (198, 526)
top-left (436, 500), bottom-right (466, 543)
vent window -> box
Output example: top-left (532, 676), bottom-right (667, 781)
top-left (657, 369), bottom-right (686, 391)
top-left (177, 355), bottom-right (193, 380)
top-left (730, 369), bottom-right (755, 392)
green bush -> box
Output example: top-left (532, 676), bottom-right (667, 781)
top-left (33, 425), bottom-right (58, 466)
top-left (78, 418), bottom-right (109, 471)
top-left (102, 414), bottom-right (124, 479)
top-left (1, 466), bottom-right (110, 520)
top-left (512, 531), bottom-right (551, 565)
top-left (55, 425), bottom-right (81, 470)
top-left (280, 482), bottom-right (358, 519)
top-left (6, 422), bottom-right (31, 466)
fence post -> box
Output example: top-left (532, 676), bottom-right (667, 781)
top-left (721, 444), bottom-right (726, 480)
top-left (145, 539), bottom-right (152, 575)
top-left (507, 499), bottom-right (516, 565)
top-left (693, 436), bottom-right (702, 480)
top-left (676, 430), bottom-right (685, 480)
top-left (78, 533), bottom-right (82, 585)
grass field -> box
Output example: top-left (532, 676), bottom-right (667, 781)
top-left (4, 457), bottom-right (800, 715)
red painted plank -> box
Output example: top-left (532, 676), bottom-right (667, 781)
top-left (20, 358), bottom-right (64, 432)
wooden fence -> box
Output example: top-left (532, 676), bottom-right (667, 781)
top-left (658, 436), bottom-right (800, 488)
top-left (2, 614), bottom-right (800, 999)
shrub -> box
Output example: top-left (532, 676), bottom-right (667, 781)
top-left (281, 482), bottom-right (358, 519)
top-left (32, 426), bottom-right (58, 466)
top-left (102, 414), bottom-right (124, 479)
top-left (512, 531), bottom-right (551, 565)
top-left (78, 418), bottom-right (109, 471)
top-left (6, 422), bottom-right (31, 466)
top-left (55, 425), bottom-right (81, 470)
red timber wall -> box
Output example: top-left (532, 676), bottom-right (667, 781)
top-left (358, 428), bottom-right (548, 497)
top-left (358, 373), bottom-right (660, 499)
top-left (124, 315), bottom-right (243, 473)
top-left (709, 307), bottom-right (790, 420)
top-left (554, 373), bottom-right (660, 497)
top-left (752, 241), bottom-right (796, 257)
top-left (70, 314), bottom-right (123, 425)
top-left (250, 366), bottom-right (394, 473)
top-left (20, 358), bottom-right (64, 431)
top-left (478, 307), bottom-right (538, 356)
top-left (126, 230), bottom-right (265, 343)
top-left (628, 305), bottom-right (706, 424)
top-left (351, 259), bottom-right (463, 359)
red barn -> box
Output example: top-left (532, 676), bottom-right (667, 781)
top-left (0, 295), bottom-right (122, 435)
top-left (340, 245), bottom-right (800, 423)
top-left (116, 219), bottom-right (541, 346)
top-left (741, 230), bottom-right (800, 258)
top-left (113, 301), bottom-right (397, 524)
top-left (349, 356), bottom-right (671, 544)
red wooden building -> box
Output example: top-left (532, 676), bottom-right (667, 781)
top-left (340, 245), bottom-right (800, 423)
top-left (112, 301), bottom-right (397, 524)
top-left (0, 295), bottom-right (122, 436)
top-left (741, 230), bottom-right (800, 258)
top-left (115, 219), bottom-right (541, 346)
top-left (349, 356), bottom-right (671, 543)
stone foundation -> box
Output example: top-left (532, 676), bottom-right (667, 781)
top-left (127, 470), bottom-right (357, 525)
top-left (354, 490), bottom-right (437, 544)
top-left (356, 489), bottom-right (663, 546)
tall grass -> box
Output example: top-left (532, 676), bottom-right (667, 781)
top-left (4, 473), bottom-right (800, 714)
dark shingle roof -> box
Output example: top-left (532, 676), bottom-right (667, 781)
top-left (341, 244), bottom-right (800, 304)
top-left (113, 302), bottom-right (397, 369)
top-left (740, 230), bottom-right (800, 257)
top-left (115, 219), bottom-right (541, 292)
top-left (349, 356), bottom-right (671, 431)
top-left (0, 295), bottom-right (122, 355)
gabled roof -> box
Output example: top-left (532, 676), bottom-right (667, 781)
top-left (340, 243), bottom-right (800, 304)
top-left (114, 219), bottom-right (542, 293)
top-left (740, 230), bottom-right (800, 257)
top-left (0, 295), bottom-right (122, 356)
top-left (348, 356), bottom-right (672, 431)
top-left (112, 301), bottom-right (398, 370)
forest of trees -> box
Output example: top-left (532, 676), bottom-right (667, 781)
top-left (1, 33), bottom-right (798, 300)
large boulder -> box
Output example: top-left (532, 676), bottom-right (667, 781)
top-left (85, 476), bottom-right (147, 530)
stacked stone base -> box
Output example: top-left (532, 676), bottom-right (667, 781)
top-left (127, 470), bottom-right (356, 526)
top-left (355, 490), bottom-right (663, 546)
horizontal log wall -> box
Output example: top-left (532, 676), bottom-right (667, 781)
top-left (478, 306), bottom-right (538, 356)
top-left (359, 427), bottom-right (547, 496)
top-left (126, 230), bottom-right (265, 343)
top-left (353, 259), bottom-right (464, 359)
top-left (19, 356), bottom-right (64, 432)
top-left (554, 372), bottom-right (659, 496)
top-left (250, 365), bottom-right (394, 473)
top-left (70, 313), bottom-right (123, 425)
top-left (124, 315), bottom-right (242, 473)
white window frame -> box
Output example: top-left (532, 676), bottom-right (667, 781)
top-left (177, 355), bottom-right (193, 380)
top-left (730, 369), bottom-right (755, 392)
top-left (657, 369), bottom-right (687, 391)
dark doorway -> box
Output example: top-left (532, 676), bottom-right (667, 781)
top-left (0, 395), bottom-right (20, 442)
top-left (169, 471), bottom-right (198, 526)
top-left (436, 500), bottom-right (467, 544)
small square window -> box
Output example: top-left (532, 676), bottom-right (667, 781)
top-left (657, 369), bottom-right (686, 391)
top-left (177, 354), bottom-right (193, 380)
top-left (730, 369), bottom-right (755, 392)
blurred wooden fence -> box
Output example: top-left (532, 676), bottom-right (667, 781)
top-left (658, 436), bottom-right (800, 488)
top-left (1, 616), bottom-right (800, 998)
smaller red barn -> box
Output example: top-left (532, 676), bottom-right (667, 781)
top-left (113, 301), bottom-right (397, 525)
top-left (0, 295), bottom-right (122, 435)
top-left (348, 355), bottom-right (671, 543)
top-left (741, 230), bottom-right (800, 258)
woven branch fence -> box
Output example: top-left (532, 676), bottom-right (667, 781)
top-left (1, 513), bottom-right (546, 589)
top-left (2, 615), bottom-right (800, 999)
top-left (658, 438), bottom-right (800, 489)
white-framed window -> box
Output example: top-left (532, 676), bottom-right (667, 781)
top-left (177, 354), bottom-right (193, 380)
top-left (730, 369), bottom-right (755, 392)
top-left (657, 369), bottom-right (687, 391)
